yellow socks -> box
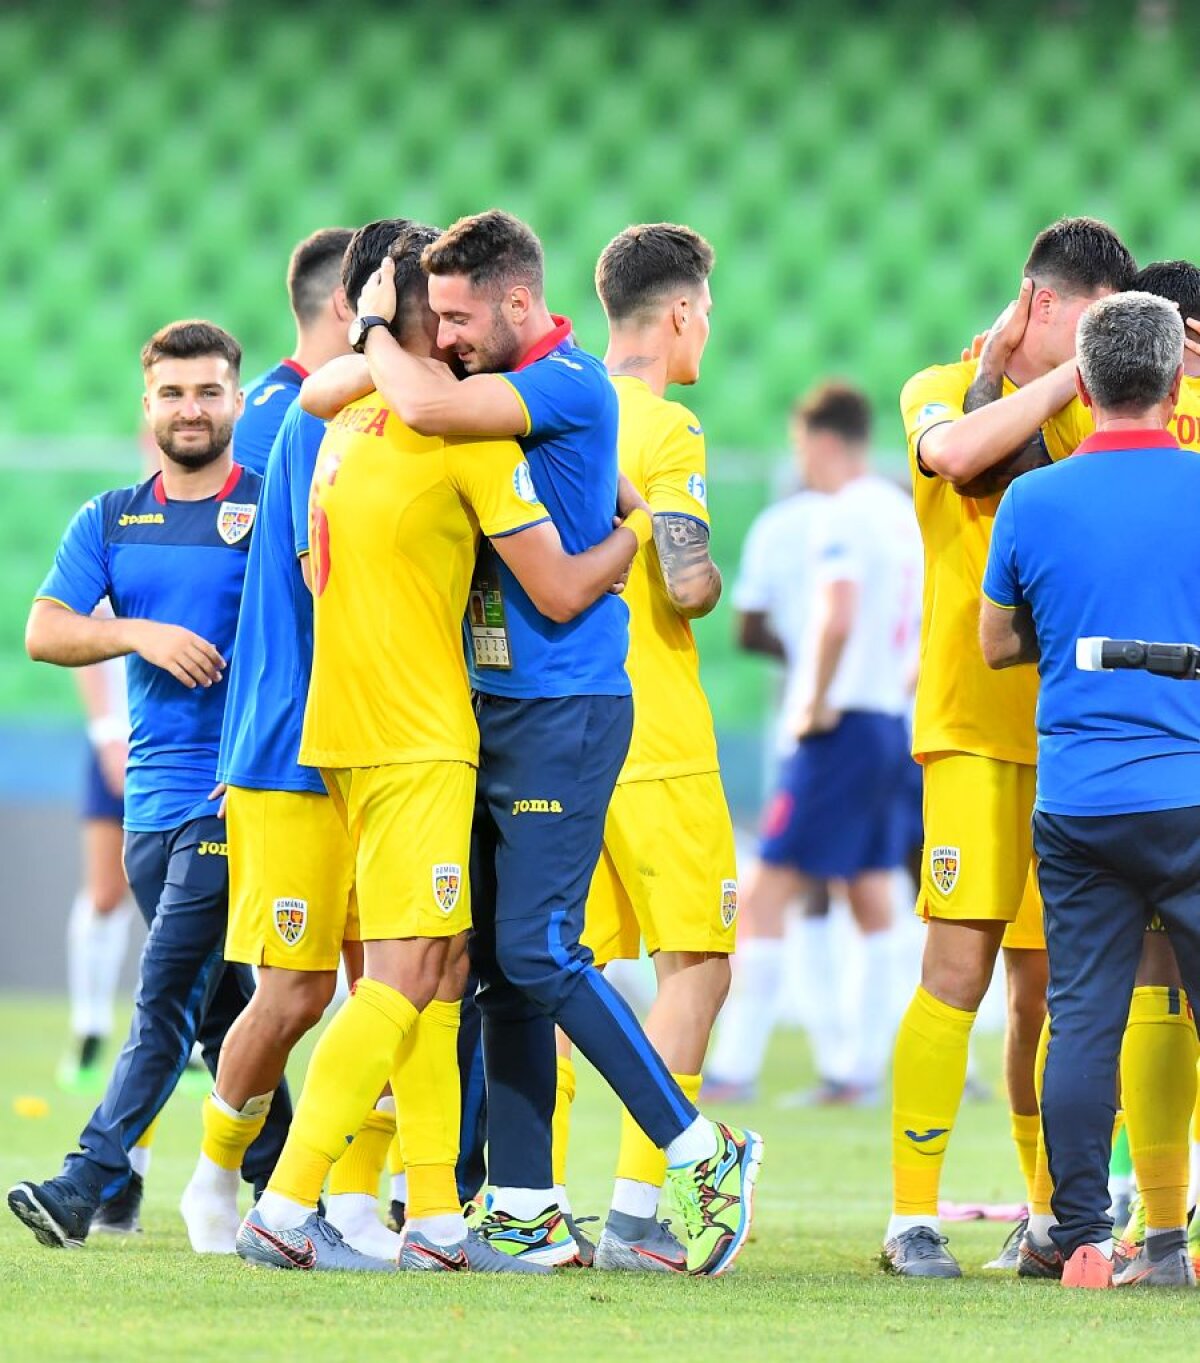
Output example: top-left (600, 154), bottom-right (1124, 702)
top-left (1010, 1111), bottom-right (1040, 1207)
top-left (552, 1054), bottom-right (576, 1190)
top-left (393, 999), bottom-right (462, 1220)
top-left (1121, 985), bottom-right (1198, 1230)
top-left (1030, 1012), bottom-right (1053, 1218)
top-left (201, 1091), bottom-right (272, 1171)
top-left (891, 985), bottom-right (975, 1216)
top-left (266, 979), bottom-right (418, 1210)
top-left (616, 1071), bottom-right (703, 1189)
top-left (327, 1100), bottom-right (396, 1198)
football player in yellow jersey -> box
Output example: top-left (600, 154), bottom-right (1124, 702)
top-left (235, 225), bottom-right (647, 1274)
top-left (884, 218), bottom-right (1136, 1279)
top-left (1044, 260), bottom-right (1200, 1285)
top-left (546, 224), bottom-right (733, 1272)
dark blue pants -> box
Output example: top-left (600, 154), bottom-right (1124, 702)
top-left (469, 695), bottom-right (698, 1190)
top-left (1035, 805), bottom-right (1200, 1257)
top-left (63, 815), bottom-right (290, 1202)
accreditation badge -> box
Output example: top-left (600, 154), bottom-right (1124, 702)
top-left (467, 544), bottom-right (512, 670)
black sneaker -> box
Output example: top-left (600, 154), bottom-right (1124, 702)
top-left (8, 1177), bottom-right (96, 1248)
top-left (386, 1199), bottom-right (406, 1234)
top-left (90, 1172), bottom-right (143, 1235)
top-left (880, 1226), bottom-right (963, 1278)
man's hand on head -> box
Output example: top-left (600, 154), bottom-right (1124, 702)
top-left (979, 277), bottom-right (1035, 370)
top-left (357, 256), bottom-right (398, 323)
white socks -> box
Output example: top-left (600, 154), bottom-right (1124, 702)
top-left (708, 938), bottom-right (784, 1084)
top-left (1028, 1213), bottom-right (1057, 1241)
top-left (666, 1116), bottom-right (719, 1169)
top-left (405, 1212), bottom-right (468, 1246)
top-left (845, 928), bottom-right (897, 1088)
top-left (554, 1183), bottom-right (572, 1215)
top-left (611, 1177), bottom-right (660, 1220)
top-left (255, 1190), bottom-right (313, 1232)
top-left (129, 1143), bottom-right (152, 1179)
top-left (391, 1172), bottom-right (407, 1203)
top-left (326, 1193), bottom-right (404, 1256)
top-left (886, 1213), bottom-right (938, 1240)
top-left (793, 916), bottom-right (842, 1079)
top-left (490, 1186), bottom-right (556, 1219)
top-left (67, 894), bottom-right (133, 1040)
top-left (180, 1153), bottom-right (241, 1254)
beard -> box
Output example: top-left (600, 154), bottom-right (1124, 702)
top-left (154, 415), bottom-right (235, 469)
top-left (463, 308), bottom-right (523, 375)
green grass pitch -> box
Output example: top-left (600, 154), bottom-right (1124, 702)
top-left (1, 994), bottom-right (1198, 1361)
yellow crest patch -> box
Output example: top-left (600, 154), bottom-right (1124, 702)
top-left (432, 864), bottom-right (462, 915)
top-left (720, 879), bottom-right (739, 928)
top-left (274, 898), bottom-right (307, 946)
top-left (929, 846), bottom-right (960, 896)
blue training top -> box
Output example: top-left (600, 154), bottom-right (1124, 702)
top-left (38, 465), bottom-right (262, 832)
top-left (470, 316), bottom-right (630, 700)
top-left (218, 398), bottom-right (327, 794)
top-left (983, 429), bottom-right (1200, 817)
top-left (235, 359), bottom-right (307, 475)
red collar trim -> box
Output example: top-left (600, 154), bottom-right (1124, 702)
top-left (513, 315), bottom-right (573, 371)
top-left (281, 358), bottom-right (309, 380)
top-left (152, 462), bottom-right (242, 505)
top-left (1074, 429), bottom-right (1180, 454)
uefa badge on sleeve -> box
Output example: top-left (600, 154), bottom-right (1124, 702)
top-left (217, 502), bottom-right (257, 545)
top-left (432, 864), bottom-right (462, 915)
top-left (274, 898), bottom-right (307, 946)
top-left (720, 879), bottom-right (738, 928)
top-left (930, 846), bottom-right (960, 896)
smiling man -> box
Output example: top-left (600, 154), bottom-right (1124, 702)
top-left (9, 322), bottom-right (269, 1250)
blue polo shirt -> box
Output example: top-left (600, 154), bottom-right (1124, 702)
top-left (470, 316), bottom-right (630, 700)
top-left (218, 399), bottom-right (327, 794)
top-left (983, 429), bottom-right (1200, 816)
top-left (235, 359), bottom-right (307, 475)
top-left (37, 465), bottom-right (262, 832)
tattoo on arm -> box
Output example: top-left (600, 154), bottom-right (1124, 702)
top-left (652, 514), bottom-right (722, 619)
top-left (962, 363), bottom-right (1004, 414)
top-left (955, 439), bottom-right (1052, 499)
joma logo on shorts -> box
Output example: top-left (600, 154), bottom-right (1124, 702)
top-left (511, 799), bottom-right (564, 815)
top-left (198, 841), bottom-right (228, 856)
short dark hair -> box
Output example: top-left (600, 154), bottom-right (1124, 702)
top-left (287, 228), bottom-right (354, 324)
top-left (388, 223), bottom-right (444, 340)
top-left (794, 380), bottom-right (872, 444)
top-left (595, 223), bottom-right (715, 324)
top-left (1023, 217), bottom-right (1136, 296)
top-left (141, 320), bottom-right (241, 375)
top-left (1130, 259), bottom-right (1200, 327)
top-left (422, 209), bottom-right (544, 296)
top-left (341, 219), bottom-right (414, 312)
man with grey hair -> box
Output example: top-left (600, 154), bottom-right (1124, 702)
top-left (979, 290), bottom-right (1200, 1290)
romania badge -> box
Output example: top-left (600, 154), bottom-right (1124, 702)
top-left (720, 879), bottom-right (739, 928)
top-left (433, 864), bottom-right (462, 915)
top-left (274, 898), bottom-right (307, 946)
top-left (217, 501), bottom-right (256, 545)
top-left (930, 846), bottom-right (960, 896)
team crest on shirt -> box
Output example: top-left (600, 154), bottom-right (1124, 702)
top-left (719, 879), bottom-right (739, 928)
top-left (433, 864), bottom-right (462, 915)
top-left (930, 846), bottom-right (960, 896)
top-left (274, 898), bottom-right (307, 946)
top-left (512, 461), bottom-right (540, 505)
top-left (687, 473), bottom-right (708, 507)
top-left (217, 501), bottom-right (257, 545)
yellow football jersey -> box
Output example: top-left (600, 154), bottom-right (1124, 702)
top-left (901, 359), bottom-right (1076, 766)
top-left (612, 376), bottom-right (719, 784)
top-left (300, 393), bottom-right (548, 770)
top-left (1046, 373), bottom-right (1200, 454)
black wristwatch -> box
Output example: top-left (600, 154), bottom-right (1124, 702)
top-left (349, 315), bottom-right (389, 353)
